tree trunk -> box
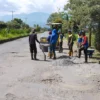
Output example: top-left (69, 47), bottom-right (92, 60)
top-left (95, 22), bottom-right (100, 51)
top-left (89, 27), bottom-right (92, 47)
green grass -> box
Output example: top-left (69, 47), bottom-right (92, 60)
top-left (0, 33), bottom-right (29, 40)
top-left (0, 29), bottom-right (30, 41)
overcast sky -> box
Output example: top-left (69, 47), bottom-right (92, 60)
top-left (0, 0), bottom-right (67, 16)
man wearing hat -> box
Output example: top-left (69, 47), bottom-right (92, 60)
top-left (29, 29), bottom-right (40, 60)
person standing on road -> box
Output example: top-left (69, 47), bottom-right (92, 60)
top-left (79, 31), bottom-right (88, 63)
top-left (29, 29), bottom-right (40, 60)
top-left (50, 28), bottom-right (58, 59)
top-left (77, 31), bottom-right (82, 57)
top-left (68, 30), bottom-right (74, 57)
top-left (58, 31), bottom-right (63, 53)
top-left (47, 31), bottom-right (52, 58)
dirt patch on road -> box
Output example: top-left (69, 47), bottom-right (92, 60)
top-left (41, 74), bottom-right (62, 84)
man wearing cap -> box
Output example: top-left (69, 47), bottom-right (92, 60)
top-left (29, 29), bottom-right (40, 60)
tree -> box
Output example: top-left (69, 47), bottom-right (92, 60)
top-left (47, 13), bottom-right (60, 23)
top-left (33, 24), bottom-right (41, 32)
top-left (47, 12), bottom-right (70, 33)
top-left (7, 21), bottom-right (20, 29)
top-left (6, 18), bottom-right (30, 29)
top-left (13, 18), bottom-right (23, 25)
top-left (89, 0), bottom-right (100, 50)
top-left (0, 21), bottom-right (7, 29)
top-left (64, 0), bottom-right (100, 50)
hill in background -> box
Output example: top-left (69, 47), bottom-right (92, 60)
top-left (0, 12), bottom-right (50, 27)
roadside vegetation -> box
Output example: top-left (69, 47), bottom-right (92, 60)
top-left (47, 0), bottom-right (100, 52)
top-left (0, 18), bottom-right (31, 41)
top-left (0, 18), bottom-right (47, 41)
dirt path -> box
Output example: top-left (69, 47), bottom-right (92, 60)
top-left (0, 36), bottom-right (100, 100)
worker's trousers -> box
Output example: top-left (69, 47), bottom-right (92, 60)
top-left (79, 46), bottom-right (88, 62)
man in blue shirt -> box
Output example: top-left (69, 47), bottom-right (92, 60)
top-left (50, 28), bottom-right (58, 59)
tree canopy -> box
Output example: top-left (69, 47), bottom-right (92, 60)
top-left (64, 0), bottom-right (100, 50)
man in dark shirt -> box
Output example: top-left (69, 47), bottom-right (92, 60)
top-left (29, 29), bottom-right (40, 60)
top-left (68, 30), bottom-right (74, 57)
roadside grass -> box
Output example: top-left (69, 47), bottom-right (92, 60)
top-left (0, 29), bottom-right (30, 41)
top-left (0, 33), bottom-right (29, 40)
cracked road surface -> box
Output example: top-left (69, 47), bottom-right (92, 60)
top-left (0, 36), bottom-right (100, 100)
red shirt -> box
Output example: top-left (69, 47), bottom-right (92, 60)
top-left (82, 36), bottom-right (88, 45)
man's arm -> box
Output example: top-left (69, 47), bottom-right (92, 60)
top-left (29, 35), bottom-right (30, 44)
top-left (47, 36), bottom-right (50, 42)
top-left (35, 34), bottom-right (40, 43)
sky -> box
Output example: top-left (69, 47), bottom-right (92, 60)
top-left (0, 0), bottom-right (68, 16)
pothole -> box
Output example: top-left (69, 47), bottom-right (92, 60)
top-left (41, 75), bottom-right (62, 84)
top-left (5, 93), bottom-right (16, 100)
top-left (10, 52), bottom-right (18, 54)
top-left (52, 58), bottom-right (75, 66)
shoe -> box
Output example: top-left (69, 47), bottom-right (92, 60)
top-left (48, 52), bottom-right (50, 57)
top-left (69, 51), bottom-right (71, 56)
top-left (34, 53), bottom-right (38, 60)
top-left (34, 58), bottom-right (39, 60)
top-left (50, 53), bottom-right (52, 59)
top-left (71, 52), bottom-right (73, 56)
top-left (31, 58), bottom-right (34, 60)
top-left (84, 61), bottom-right (88, 63)
top-left (53, 57), bottom-right (56, 60)
top-left (31, 53), bottom-right (34, 60)
top-left (69, 56), bottom-right (72, 59)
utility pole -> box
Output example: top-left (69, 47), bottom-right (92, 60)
top-left (10, 11), bottom-right (14, 29)
top-left (11, 11), bottom-right (14, 20)
top-left (24, 18), bottom-right (27, 29)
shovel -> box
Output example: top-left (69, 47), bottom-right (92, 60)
top-left (40, 44), bottom-right (46, 61)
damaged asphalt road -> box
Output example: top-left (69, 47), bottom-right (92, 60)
top-left (0, 36), bottom-right (100, 100)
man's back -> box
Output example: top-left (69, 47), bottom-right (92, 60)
top-left (29, 33), bottom-right (36, 44)
top-left (29, 33), bottom-right (40, 45)
top-left (50, 29), bottom-right (58, 44)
